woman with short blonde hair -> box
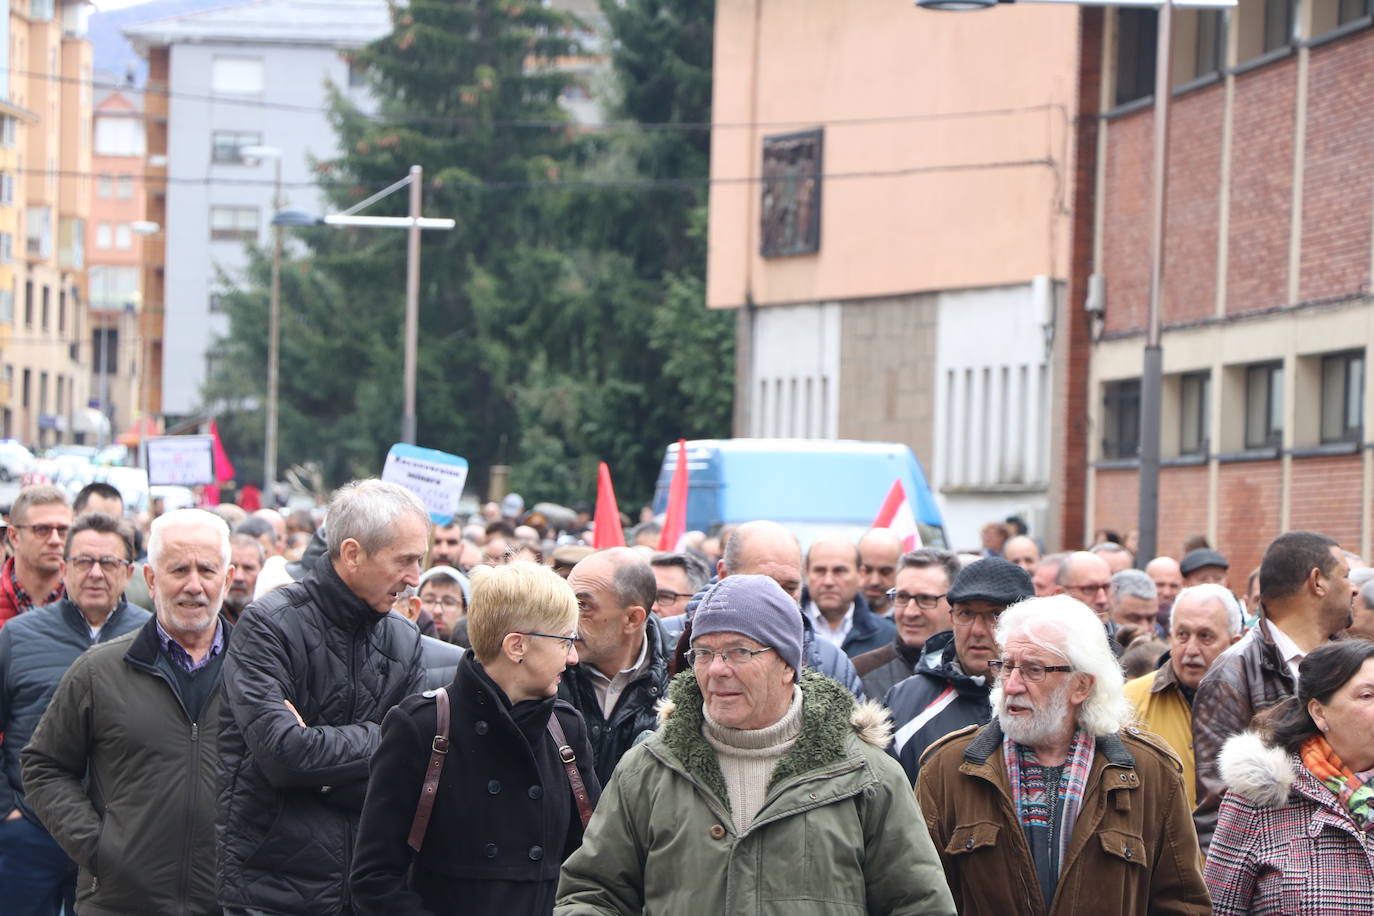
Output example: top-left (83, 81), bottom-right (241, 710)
top-left (352, 562), bottom-right (598, 915)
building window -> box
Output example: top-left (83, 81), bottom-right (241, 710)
top-left (93, 117), bottom-right (145, 156)
top-left (58, 289), bottom-right (64, 334)
top-left (347, 59), bottom-right (368, 89)
top-left (23, 280), bottom-right (32, 327)
top-left (210, 206), bottom-right (260, 241)
top-left (1, 117), bottom-right (15, 148)
top-left (1244, 361), bottom-right (1284, 449)
top-left (95, 222), bottom-right (111, 248)
top-left (1264, 0), bottom-right (1295, 51)
top-left (114, 224), bottom-right (131, 250)
top-left (21, 368), bottom-right (29, 408)
top-left (760, 129), bottom-right (823, 258)
top-left (89, 266), bottom-right (139, 311)
top-left (1339, 0), bottom-right (1371, 24)
top-left (29, 0), bottom-right (54, 21)
top-left (1194, 10), bottom-right (1224, 78)
top-left (116, 176), bottom-right (133, 199)
top-left (0, 233), bottom-right (11, 264)
top-left (96, 175), bottom-right (112, 198)
top-left (25, 206), bottom-right (52, 259)
top-left (40, 286), bottom-right (48, 331)
top-left (1321, 351), bottom-right (1363, 443)
top-left (0, 289), bottom-right (12, 325)
top-left (1180, 371), bottom-right (1210, 456)
top-left (1103, 379), bottom-right (1142, 459)
top-left (1115, 9), bottom-right (1158, 106)
top-left (93, 328), bottom-right (119, 374)
top-left (211, 130), bottom-right (263, 165)
top-left (211, 56), bottom-right (264, 96)
top-left (0, 172), bottom-right (12, 205)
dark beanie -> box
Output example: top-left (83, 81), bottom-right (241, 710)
top-left (947, 558), bottom-right (1035, 607)
top-left (691, 575), bottom-right (804, 674)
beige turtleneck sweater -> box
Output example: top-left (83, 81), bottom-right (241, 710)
top-left (701, 686), bottom-right (804, 835)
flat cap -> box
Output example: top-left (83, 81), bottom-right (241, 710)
top-left (947, 557), bottom-right (1034, 607)
top-left (1180, 548), bottom-right (1228, 576)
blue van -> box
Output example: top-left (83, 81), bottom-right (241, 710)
top-left (650, 438), bottom-right (947, 549)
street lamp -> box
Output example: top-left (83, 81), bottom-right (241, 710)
top-left (242, 145), bottom-right (283, 505)
top-left (915, 0), bottom-right (1234, 564)
top-left (271, 165), bottom-right (456, 446)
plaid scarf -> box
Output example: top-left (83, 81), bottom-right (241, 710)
top-left (1005, 729), bottom-right (1096, 865)
top-left (1301, 734), bottom-right (1374, 830)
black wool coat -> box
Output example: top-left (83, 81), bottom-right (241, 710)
top-left (350, 651), bottom-right (601, 916)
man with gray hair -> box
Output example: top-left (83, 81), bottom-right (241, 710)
top-left (1108, 568), bottom-right (1158, 634)
top-left (23, 509), bottom-right (233, 913)
top-left (649, 551), bottom-right (710, 618)
top-left (916, 595), bottom-right (1208, 914)
top-left (1123, 583), bottom-right (1242, 810)
top-left (563, 547), bottom-right (674, 784)
top-left (217, 479), bottom-right (428, 915)
top-left (853, 547), bottom-right (960, 701)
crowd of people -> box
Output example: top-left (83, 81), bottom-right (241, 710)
top-left (0, 477), bottom-right (1368, 914)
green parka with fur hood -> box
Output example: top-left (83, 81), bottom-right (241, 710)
top-left (554, 670), bottom-right (956, 916)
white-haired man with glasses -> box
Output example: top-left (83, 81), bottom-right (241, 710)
top-left (556, 574), bottom-right (956, 915)
top-left (916, 595), bottom-right (1209, 916)
top-left (886, 558), bottom-right (1034, 784)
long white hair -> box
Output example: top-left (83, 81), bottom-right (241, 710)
top-left (992, 594), bottom-right (1132, 736)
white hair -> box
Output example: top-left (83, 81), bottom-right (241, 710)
top-left (993, 594), bottom-right (1131, 737)
top-left (325, 479), bottom-right (431, 559)
top-left (1169, 583), bottom-right (1243, 636)
top-left (1110, 568), bottom-right (1156, 602)
top-left (147, 508), bottom-right (232, 570)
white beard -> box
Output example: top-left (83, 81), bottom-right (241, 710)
top-left (995, 679), bottom-right (1072, 748)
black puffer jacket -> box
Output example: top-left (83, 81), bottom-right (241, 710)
top-left (557, 613), bottom-right (672, 785)
top-left (217, 555), bottom-right (425, 914)
top-left (884, 630), bottom-right (992, 784)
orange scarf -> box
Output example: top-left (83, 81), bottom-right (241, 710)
top-left (1300, 734), bottom-right (1374, 830)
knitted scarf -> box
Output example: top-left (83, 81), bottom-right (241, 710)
top-left (1005, 729), bottom-right (1096, 864)
top-left (1301, 734), bottom-right (1374, 830)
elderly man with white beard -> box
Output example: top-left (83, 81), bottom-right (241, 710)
top-left (915, 595), bottom-right (1210, 916)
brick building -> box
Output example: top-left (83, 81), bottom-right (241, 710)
top-left (1078, 0), bottom-right (1374, 577)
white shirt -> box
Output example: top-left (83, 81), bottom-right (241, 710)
top-left (804, 600), bottom-right (854, 650)
top-left (1267, 621), bottom-right (1306, 686)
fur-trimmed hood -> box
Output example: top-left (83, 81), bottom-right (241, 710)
top-left (650, 669), bottom-right (891, 813)
top-left (1218, 730), bottom-right (1296, 809)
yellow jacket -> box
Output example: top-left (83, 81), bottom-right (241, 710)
top-left (1123, 663), bottom-right (1197, 809)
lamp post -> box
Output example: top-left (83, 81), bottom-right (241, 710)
top-left (273, 165), bottom-right (455, 446)
top-left (915, 0), bottom-right (1233, 563)
top-left (242, 145), bottom-right (284, 505)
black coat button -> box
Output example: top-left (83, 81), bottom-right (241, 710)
top-left (484, 844), bottom-right (498, 858)
top-left (528, 785), bottom-right (543, 800)
top-left (528, 846), bottom-right (544, 861)
top-left (475, 720), bottom-right (489, 735)
top-left (488, 780), bottom-right (501, 795)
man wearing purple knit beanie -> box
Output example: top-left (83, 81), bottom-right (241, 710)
top-left (556, 574), bottom-right (956, 914)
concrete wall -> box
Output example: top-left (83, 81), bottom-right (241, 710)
top-left (162, 39), bottom-right (373, 417)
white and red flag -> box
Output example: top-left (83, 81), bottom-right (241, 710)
top-left (872, 479), bottom-right (922, 551)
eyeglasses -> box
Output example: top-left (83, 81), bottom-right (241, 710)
top-left (67, 556), bottom-right (130, 573)
top-left (986, 659), bottom-right (1073, 682)
top-left (685, 646), bottom-right (774, 667)
top-left (1066, 582), bottom-right (1111, 597)
top-left (656, 589), bottom-right (691, 606)
top-left (887, 589), bottom-right (946, 610)
top-left (420, 595), bottom-right (464, 611)
top-left (951, 607), bottom-right (1003, 627)
top-left (518, 631), bottom-right (578, 652)
top-left (15, 524), bottom-right (70, 539)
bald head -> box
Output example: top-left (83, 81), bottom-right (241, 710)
top-left (1056, 550), bottom-right (1113, 617)
top-left (858, 528), bottom-right (904, 611)
top-left (806, 535), bottom-right (862, 618)
top-left (1146, 555), bottom-right (1183, 612)
top-left (1003, 535), bottom-right (1040, 571)
top-left (719, 520), bottom-right (803, 602)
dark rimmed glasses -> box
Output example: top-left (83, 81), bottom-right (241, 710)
top-left (684, 646), bottom-right (774, 667)
top-left (518, 631), bottom-right (578, 652)
top-left (986, 659), bottom-right (1073, 682)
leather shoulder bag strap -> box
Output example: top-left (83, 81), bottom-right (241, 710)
top-left (406, 687), bottom-right (450, 852)
top-left (547, 713), bottom-right (594, 830)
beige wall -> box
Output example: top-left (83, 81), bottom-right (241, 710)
top-left (708, 0), bottom-right (1079, 310)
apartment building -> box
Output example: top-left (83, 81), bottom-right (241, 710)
top-left (1078, 0), bottom-right (1374, 576)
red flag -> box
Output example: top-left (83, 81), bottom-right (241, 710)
top-left (656, 439), bottom-right (689, 551)
top-left (209, 419), bottom-right (236, 483)
top-left (592, 461), bottom-right (626, 549)
top-left (872, 479), bottom-right (922, 552)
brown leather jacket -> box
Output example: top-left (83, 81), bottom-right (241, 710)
top-left (1190, 616), bottom-right (1295, 854)
top-left (916, 721), bottom-right (1210, 916)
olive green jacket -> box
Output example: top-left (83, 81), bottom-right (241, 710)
top-left (555, 670), bottom-right (956, 916)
